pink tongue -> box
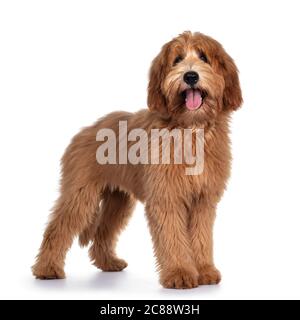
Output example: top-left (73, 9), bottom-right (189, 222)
top-left (185, 89), bottom-right (202, 110)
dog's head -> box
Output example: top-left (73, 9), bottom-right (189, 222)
top-left (148, 31), bottom-right (242, 126)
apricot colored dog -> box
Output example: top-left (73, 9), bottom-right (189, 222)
top-left (32, 31), bottom-right (242, 289)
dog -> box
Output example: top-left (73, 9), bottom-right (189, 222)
top-left (32, 31), bottom-right (242, 289)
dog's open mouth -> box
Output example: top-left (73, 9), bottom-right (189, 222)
top-left (182, 88), bottom-right (206, 111)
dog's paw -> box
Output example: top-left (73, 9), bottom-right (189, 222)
top-left (95, 257), bottom-right (128, 272)
top-left (161, 268), bottom-right (199, 289)
top-left (198, 265), bottom-right (221, 285)
top-left (32, 262), bottom-right (65, 280)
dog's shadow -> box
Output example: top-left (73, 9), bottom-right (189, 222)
top-left (159, 284), bottom-right (222, 296)
top-left (32, 270), bottom-right (222, 296)
top-left (32, 270), bottom-right (147, 292)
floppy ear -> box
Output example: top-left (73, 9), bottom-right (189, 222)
top-left (221, 54), bottom-right (243, 111)
top-left (147, 44), bottom-right (169, 115)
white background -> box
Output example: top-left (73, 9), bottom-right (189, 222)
top-left (1, 0), bottom-right (300, 300)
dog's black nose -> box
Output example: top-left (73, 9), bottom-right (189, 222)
top-left (183, 71), bottom-right (199, 86)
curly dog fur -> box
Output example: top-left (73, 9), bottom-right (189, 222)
top-left (32, 31), bottom-right (242, 289)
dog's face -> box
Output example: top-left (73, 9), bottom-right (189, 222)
top-left (148, 32), bottom-right (242, 126)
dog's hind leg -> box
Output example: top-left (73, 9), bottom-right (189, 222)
top-left (32, 183), bottom-right (102, 279)
top-left (78, 206), bottom-right (101, 247)
top-left (87, 187), bottom-right (136, 271)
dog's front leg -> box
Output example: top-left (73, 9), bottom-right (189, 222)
top-left (189, 197), bottom-right (221, 285)
top-left (145, 198), bottom-right (199, 289)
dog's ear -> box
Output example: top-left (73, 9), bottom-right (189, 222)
top-left (220, 53), bottom-right (243, 111)
top-left (147, 44), bottom-right (169, 115)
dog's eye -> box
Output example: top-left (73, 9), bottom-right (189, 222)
top-left (199, 51), bottom-right (208, 63)
top-left (173, 55), bottom-right (183, 66)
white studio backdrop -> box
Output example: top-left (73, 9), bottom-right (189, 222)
top-left (0, 0), bottom-right (300, 299)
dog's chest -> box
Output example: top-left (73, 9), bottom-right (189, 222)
top-left (188, 129), bottom-right (231, 196)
